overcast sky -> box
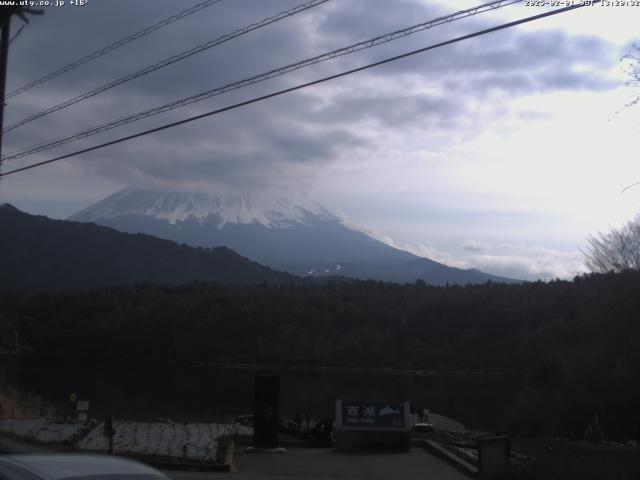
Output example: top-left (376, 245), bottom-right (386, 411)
top-left (1, 0), bottom-right (639, 281)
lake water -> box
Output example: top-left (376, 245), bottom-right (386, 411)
top-left (1, 366), bottom-right (525, 430)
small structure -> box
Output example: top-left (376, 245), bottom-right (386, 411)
top-left (253, 376), bottom-right (280, 449)
top-left (335, 400), bottom-right (410, 452)
top-left (478, 435), bottom-right (510, 480)
top-left (77, 400), bottom-right (90, 423)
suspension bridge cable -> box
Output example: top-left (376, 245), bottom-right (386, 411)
top-left (0, 1), bottom-right (597, 178)
top-left (5, 0), bottom-right (225, 99)
top-left (3, 0), bottom-right (330, 134)
top-left (3, 0), bottom-right (521, 161)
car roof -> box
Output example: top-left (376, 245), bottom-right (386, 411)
top-left (0, 455), bottom-right (165, 480)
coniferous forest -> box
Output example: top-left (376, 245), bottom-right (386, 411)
top-left (1, 271), bottom-right (639, 440)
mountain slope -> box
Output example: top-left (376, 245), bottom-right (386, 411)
top-left (70, 188), bottom-right (519, 285)
top-left (70, 188), bottom-right (417, 265)
top-left (0, 204), bottom-right (296, 291)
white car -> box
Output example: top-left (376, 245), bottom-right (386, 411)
top-left (413, 422), bottom-right (435, 433)
top-left (0, 454), bottom-right (170, 480)
top-left (231, 415), bottom-right (254, 428)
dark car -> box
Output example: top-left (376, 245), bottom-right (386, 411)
top-left (279, 419), bottom-right (301, 435)
top-left (0, 454), bottom-right (170, 480)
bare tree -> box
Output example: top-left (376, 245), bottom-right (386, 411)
top-left (582, 215), bottom-right (640, 273)
top-left (623, 45), bottom-right (640, 108)
top-left (620, 47), bottom-right (640, 193)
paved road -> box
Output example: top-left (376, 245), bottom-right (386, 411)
top-left (169, 447), bottom-right (469, 480)
top-left (0, 435), bottom-right (56, 454)
top-left (1, 433), bottom-right (468, 480)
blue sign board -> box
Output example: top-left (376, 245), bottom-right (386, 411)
top-left (339, 400), bottom-right (406, 429)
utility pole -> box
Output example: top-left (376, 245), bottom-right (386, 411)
top-left (0, 12), bottom-right (10, 173)
top-left (0, 6), bottom-right (43, 180)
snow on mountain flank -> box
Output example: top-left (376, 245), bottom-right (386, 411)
top-left (70, 188), bottom-right (338, 228)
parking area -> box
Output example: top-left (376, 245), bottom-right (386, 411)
top-left (169, 446), bottom-right (469, 480)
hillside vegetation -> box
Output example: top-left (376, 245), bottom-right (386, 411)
top-left (1, 271), bottom-right (639, 439)
top-left (0, 204), bottom-right (295, 290)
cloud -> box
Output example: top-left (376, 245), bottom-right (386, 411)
top-left (3, 0), bottom-right (620, 194)
top-left (462, 240), bottom-right (486, 253)
top-left (341, 211), bottom-right (585, 281)
top-left (398, 240), bottom-right (586, 281)
top-left (3, 0), bottom-right (634, 276)
top-left (306, 91), bottom-right (465, 129)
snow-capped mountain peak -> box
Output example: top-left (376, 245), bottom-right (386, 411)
top-left (69, 187), bottom-right (519, 285)
top-left (70, 188), bottom-right (338, 228)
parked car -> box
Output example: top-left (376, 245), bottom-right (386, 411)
top-left (309, 417), bottom-right (334, 446)
top-left (232, 415), bottom-right (301, 435)
top-left (0, 454), bottom-right (169, 480)
top-left (231, 414), bottom-right (254, 428)
top-left (279, 419), bottom-right (301, 435)
top-left (413, 422), bottom-right (435, 433)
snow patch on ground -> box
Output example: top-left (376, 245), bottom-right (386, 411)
top-left (0, 419), bottom-right (252, 462)
top-left (78, 420), bottom-right (251, 461)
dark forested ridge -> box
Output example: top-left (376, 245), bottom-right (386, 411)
top-left (3, 273), bottom-right (638, 371)
top-left (0, 204), bottom-right (297, 290)
top-left (1, 271), bottom-right (639, 438)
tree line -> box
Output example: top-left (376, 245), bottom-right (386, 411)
top-left (1, 271), bottom-right (639, 439)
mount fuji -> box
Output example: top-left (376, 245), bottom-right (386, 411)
top-left (70, 188), bottom-right (517, 285)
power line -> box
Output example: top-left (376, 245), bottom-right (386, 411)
top-left (0, 6), bottom-right (43, 189)
top-left (8, 22), bottom-right (26, 47)
top-left (0, 1), bottom-right (597, 179)
top-left (621, 180), bottom-right (640, 193)
top-left (3, 0), bottom-right (330, 134)
top-left (5, 0), bottom-right (225, 100)
top-left (3, 0), bottom-right (521, 161)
